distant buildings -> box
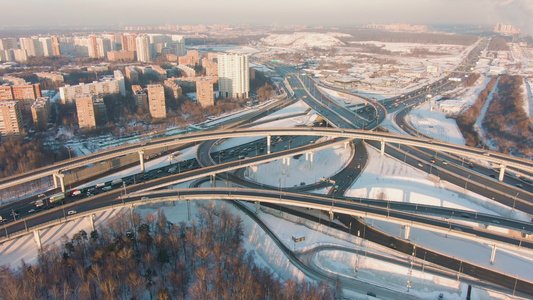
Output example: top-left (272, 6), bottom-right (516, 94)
top-left (31, 97), bottom-right (51, 131)
top-left (135, 35), bottom-right (152, 62)
top-left (35, 72), bottom-right (64, 83)
top-left (218, 53), bottom-right (249, 99)
top-left (59, 72), bottom-right (125, 103)
top-left (132, 85), bottom-right (148, 112)
top-left (0, 83), bottom-right (42, 113)
top-left (494, 23), bottom-right (520, 35)
top-left (196, 78), bottom-right (216, 107)
top-left (75, 93), bottom-right (107, 129)
top-left (177, 65), bottom-right (196, 77)
top-left (107, 50), bottom-right (135, 62)
top-left (0, 101), bottom-right (23, 136)
top-left (163, 79), bottom-right (182, 102)
top-left (146, 84), bottom-right (166, 118)
top-left (364, 23), bottom-right (428, 32)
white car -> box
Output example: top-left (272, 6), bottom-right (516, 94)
top-left (141, 196), bottom-right (149, 200)
top-left (67, 210), bottom-right (77, 215)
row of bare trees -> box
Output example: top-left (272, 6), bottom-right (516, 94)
top-left (455, 76), bottom-right (498, 147)
top-left (0, 204), bottom-right (333, 300)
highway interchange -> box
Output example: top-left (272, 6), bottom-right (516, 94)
top-left (2, 38), bottom-right (533, 296)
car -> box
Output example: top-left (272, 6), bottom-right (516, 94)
top-left (442, 161), bottom-right (448, 165)
top-left (483, 152), bottom-right (490, 156)
top-left (516, 183), bottom-right (523, 189)
top-left (38, 193), bottom-right (46, 198)
top-left (28, 209), bottom-right (36, 214)
top-left (357, 164), bottom-right (361, 169)
top-left (430, 159), bottom-right (436, 164)
top-left (491, 219), bottom-right (501, 224)
top-left (141, 196), bottom-right (149, 200)
top-left (367, 292), bottom-right (377, 297)
top-left (67, 210), bottom-right (77, 215)
top-left (418, 163), bottom-right (424, 167)
top-left (489, 174), bottom-right (496, 178)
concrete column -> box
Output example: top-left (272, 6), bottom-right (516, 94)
top-left (58, 174), bottom-right (65, 193)
top-left (187, 200), bottom-right (191, 221)
top-left (344, 141), bottom-right (349, 149)
top-left (139, 150), bottom-right (145, 172)
top-left (286, 157), bottom-right (290, 176)
top-left (53, 174), bottom-right (58, 189)
top-left (34, 230), bottom-right (42, 250)
top-left (89, 214), bottom-right (95, 232)
top-left (404, 225), bottom-right (411, 240)
top-left (310, 152), bottom-right (314, 170)
top-left (211, 175), bottom-right (216, 187)
top-left (498, 164), bottom-right (506, 182)
top-left (267, 135), bottom-right (271, 154)
top-left (490, 244), bottom-right (497, 265)
top-left (282, 157), bottom-right (286, 175)
top-left (251, 165), bottom-right (258, 181)
top-left (255, 201), bottom-right (260, 214)
top-left (380, 141), bottom-right (386, 156)
top-left (329, 209), bottom-right (334, 221)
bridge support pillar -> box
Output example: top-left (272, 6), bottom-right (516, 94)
top-left (310, 152), bottom-right (314, 170)
top-left (490, 244), bottom-right (497, 265)
top-left (89, 214), bottom-right (95, 232)
top-left (344, 141), bottom-right (349, 149)
top-left (286, 157), bottom-right (290, 176)
top-left (255, 201), bottom-right (260, 214)
top-left (250, 165), bottom-right (258, 181)
top-left (210, 174), bottom-right (216, 187)
top-left (498, 164), bottom-right (506, 182)
top-left (187, 200), bottom-right (191, 221)
top-left (329, 209), bottom-right (334, 221)
top-left (404, 225), bottom-right (411, 240)
top-left (380, 141), bottom-right (385, 156)
top-left (53, 173), bottom-right (58, 189)
top-left (34, 230), bottom-right (42, 251)
top-left (267, 135), bottom-right (271, 154)
top-left (282, 157), bottom-right (286, 175)
top-left (139, 150), bottom-right (145, 172)
top-left (58, 173), bottom-right (65, 193)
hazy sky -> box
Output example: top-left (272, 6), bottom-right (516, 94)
top-left (1, 0), bottom-right (531, 33)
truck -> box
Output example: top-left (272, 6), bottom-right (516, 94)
top-left (49, 192), bottom-right (65, 204)
top-left (111, 178), bottom-right (123, 186)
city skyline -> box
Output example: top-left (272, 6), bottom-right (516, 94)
top-left (1, 0), bottom-right (532, 35)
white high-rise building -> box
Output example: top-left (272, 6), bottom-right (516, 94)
top-left (218, 53), bottom-right (249, 99)
top-left (39, 37), bottom-right (53, 57)
top-left (20, 37), bottom-right (43, 57)
top-left (135, 35), bottom-right (151, 62)
top-left (171, 35), bottom-right (186, 56)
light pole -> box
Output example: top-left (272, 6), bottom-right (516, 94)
top-left (464, 174), bottom-right (470, 191)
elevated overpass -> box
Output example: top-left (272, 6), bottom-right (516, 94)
top-left (1, 127), bottom-right (532, 191)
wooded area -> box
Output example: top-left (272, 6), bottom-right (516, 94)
top-left (0, 138), bottom-right (70, 178)
top-left (0, 204), bottom-right (333, 299)
top-left (456, 77), bottom-right (498, 147)
top-left (482, 75), bottom-right (532, 155)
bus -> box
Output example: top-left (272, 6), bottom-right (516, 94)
top-left (49, 193), bottom-right (65, 203)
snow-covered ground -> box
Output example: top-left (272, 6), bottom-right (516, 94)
top-left (246, 137), bottom-right (352, 188)
top-left (260, 32), bottom-right (347, 48)
top-left (407, 101), bottom-right (466, 145)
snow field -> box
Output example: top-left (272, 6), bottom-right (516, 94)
top-left (248, 139), bottom-right (352, 188)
